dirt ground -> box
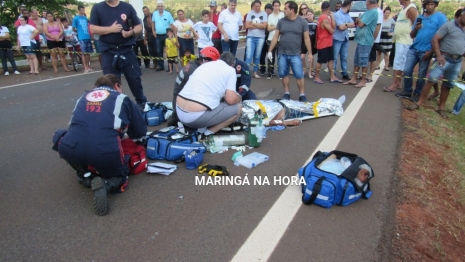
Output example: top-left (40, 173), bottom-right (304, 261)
top-left (391, 101), bottom-right (465, 261)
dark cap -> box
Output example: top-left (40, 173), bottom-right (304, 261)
top-left (321, 1), bottom-right (330, 10)
top-left (265, 3), bottom-right (273, 10)
top-left (209, 0), bottom-right (217, 6)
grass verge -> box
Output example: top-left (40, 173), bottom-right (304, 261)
top-left (393, 87), bottom-right (465, 261)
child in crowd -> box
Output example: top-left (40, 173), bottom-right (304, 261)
top-left (165, 28), bottom-right (179, 74)
top-left (181, 48), bottom-right (196, 67)
top-left (61, 18), bottom-right (81, 60)
top-left (193, 10), bottom-right (217, 54)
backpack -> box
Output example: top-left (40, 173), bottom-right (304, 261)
top-left (298, 150), bottom-right (374, 208)
top-left (121, 139), bottom-right (147, 175)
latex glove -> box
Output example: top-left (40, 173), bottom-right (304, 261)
top-left (267, 52), bottom-right (273, 62)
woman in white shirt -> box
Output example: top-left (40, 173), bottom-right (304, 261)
top-left (174, 10), bottom-right (198, 56)
top-left (17, 16), bottom-right (40, 74)
top-left (0, 23), bottom-right (20, 75)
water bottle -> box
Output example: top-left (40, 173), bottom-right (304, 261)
top-left (390, 24), bottom-right (394, 33)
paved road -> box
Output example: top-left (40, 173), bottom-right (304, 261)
top-left (0, 42), bottom-right (401, 261)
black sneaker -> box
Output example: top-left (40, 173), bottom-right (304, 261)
top-left (259, 71), bottom-right (265, 76)
top-left (409, 92), bottom-right (420, 102)
top-left (282, 93), bottom-right (290, 100)
top-left (78, 176), bottom-right (92, 188)
top-left (155, 68), bottom-right (164, 72)
top-left (91, 177), bottom-right (109, 216)
top-left (396, 91), bottom-right (412, 99)
top-left (299, 95), bottom-right (308, 102)
top-left (342, 75), bottom-right (351, 80)
top-left (267, 72), bottom-right (272, 79)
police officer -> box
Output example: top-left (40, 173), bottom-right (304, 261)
top-left (89, 0), bottom-right (148, 107)
top-left (53, 74), bottom-right (147, 216)
top-left (235, 58), bottom-right (257, 100)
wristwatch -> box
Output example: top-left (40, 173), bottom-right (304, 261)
top-left (132, 29), bottom-right (135, 36)
top-left (345, 23), bottom-right (348, 27)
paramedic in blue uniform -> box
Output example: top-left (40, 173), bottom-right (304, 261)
top-left (54, 74), bottom-right (147, 216)
top-left (235, 58), bottom-right (257, 100)
top-left (89, 0), bottom-right (148, 107)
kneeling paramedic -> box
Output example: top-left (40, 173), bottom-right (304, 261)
top-left (52, 74), bottom-right (147, 216)
top-left (235, 58), bottom-right (257, 100)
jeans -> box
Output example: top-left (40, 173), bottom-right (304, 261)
top-left (178, 38), bottom-right (194, 56)
top-left (221, 40), bottom-right (239, 56)
top-left (403, 48), bottom-right (430, 95)
top-left (133, 40), bottom-right (150, 67)
top-left (147, 36), bottom-right (157, 63)
top-left (245, 36), bottom-right (265, 73)
top-left (259, 39), bottom-right (268, 73)
top-left (0, 49), bottom-right (18, 72)
top-left (332, 39), bottom-right (349, 76)
top-left (155, 34), bottom-right (167, 69)
top-left (453, 89), bottom-right (465, 114)
top-left (278, 54), bottom-right (304, 79)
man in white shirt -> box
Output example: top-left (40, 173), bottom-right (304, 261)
top-left (176, 52), bottom-right (242, 136)
top-left (217, 0), bottom-right (243, 56)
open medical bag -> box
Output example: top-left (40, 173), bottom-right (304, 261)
top-left (142, 103), bottom-right (168, 126)
top-left (298, 150), bottom-right (374, 208)
top-left (146, 127), bottom-right (206, 161)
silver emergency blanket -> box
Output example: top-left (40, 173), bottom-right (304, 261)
top-left (239, 100), bottom-right (284, 125)
top-left (238, 96), bottom-right (345, 125)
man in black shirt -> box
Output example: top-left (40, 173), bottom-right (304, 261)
top-left (90, 0), bottom-right (148, 107)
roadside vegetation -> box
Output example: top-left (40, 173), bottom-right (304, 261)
top-left (393, 88), bottom-right (465, 261)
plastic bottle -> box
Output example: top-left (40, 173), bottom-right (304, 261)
top-left (390, 24), bottom-right (395, 33)
top-left (248, 110), bottom-right (260, 147)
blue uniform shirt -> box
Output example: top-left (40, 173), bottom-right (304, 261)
top-left (90, 1), bottom-right (141, 48)
top-left (411, 12), bottom-right (447, 51)
top-left (152, 10), bottom-right (174, 35)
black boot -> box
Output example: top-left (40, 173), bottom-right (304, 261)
top-left (91, 177), bottom-right (109, 216)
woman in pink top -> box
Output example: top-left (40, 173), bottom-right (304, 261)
top-left (44, 12), bottom-right (69, 73)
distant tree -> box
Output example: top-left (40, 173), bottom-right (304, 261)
top-left (0, 0), bottom-right (83, 42)
top-left (437, 2), bottom-right (458, 19)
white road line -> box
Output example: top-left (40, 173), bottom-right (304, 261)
top-left (0, 70), bottom-right (102, 90)
top-left (231, 62), bottom-right (385, 262)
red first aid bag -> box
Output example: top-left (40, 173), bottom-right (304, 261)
top-left (121, 139), bottom-right (147, 175)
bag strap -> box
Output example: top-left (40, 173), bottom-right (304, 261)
top-left (302, 177), bottom-right (324, 205)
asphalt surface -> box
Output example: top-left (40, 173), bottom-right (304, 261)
top-left (0, 42), bottom-right (402, 261)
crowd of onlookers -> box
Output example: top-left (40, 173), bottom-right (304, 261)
top-left (1, 0), bottom-right (465, 116)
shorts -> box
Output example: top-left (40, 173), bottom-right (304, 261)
top-left (47, 40), bottom-right (66, 50)
top-left (353, 44), bottom-right (371, 68)
top-left (317, 46), bottom-right (334, 64)
top-left (21, 41), bottom-right (38, 55)
top-left (177, 102), bottom-right (240, 129)
top-left (167, 56), bottom-right (178, 65)
top-left (79, 39), bottom-right (93, 53)
top-left (393, 43), bottom-right (410, 71)
top-left (278, 54), bottom-right (304, 79)
top-left (427, 57), bottom-right (462, 89)
top-left (369, 44), bottom-right (377, 62)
